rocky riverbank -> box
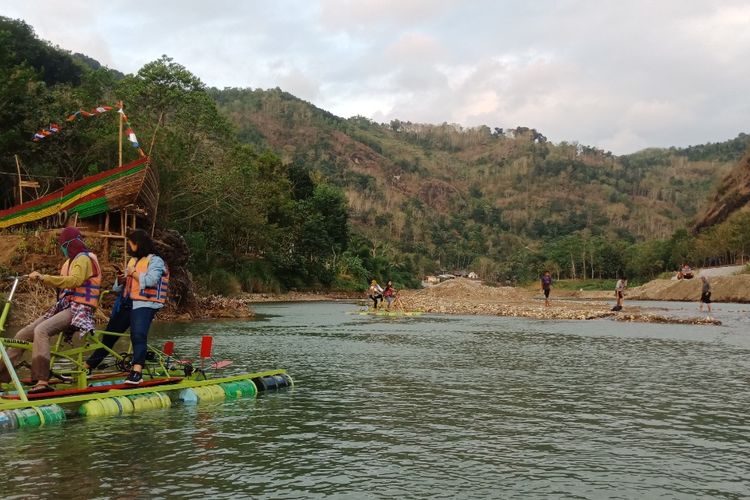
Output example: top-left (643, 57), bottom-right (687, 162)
top-left (395, 278), bottom-right (722, 325)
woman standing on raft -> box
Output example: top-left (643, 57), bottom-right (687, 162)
top-left (85, 229), bottom-right (169, 385)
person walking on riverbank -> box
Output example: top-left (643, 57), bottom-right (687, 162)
top-left (85, 229), bottom-right (169, 385)
top-left (699, 276), bottom-right (712, 316)
top-left (613, 277), bottom-right (627, 311)
top-left (540, 271), bottom-right (552, 307)
top-left (0, 227), bottom-right (101, 393)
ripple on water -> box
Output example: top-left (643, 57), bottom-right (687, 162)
top-left (2, 301), bottom-right (750, 498)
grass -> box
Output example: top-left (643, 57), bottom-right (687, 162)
top-left (523, 278), bottom-right (634, 291)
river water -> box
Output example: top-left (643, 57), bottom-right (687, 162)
top-left (2, 301), bottom-right (750, 499)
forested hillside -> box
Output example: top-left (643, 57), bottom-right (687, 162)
top-left (0, 17), bottom-right (350, 293)
top-left (211, 87), bottom-right (750, 282)
top-left (2, 16), bottom-right (749, 293)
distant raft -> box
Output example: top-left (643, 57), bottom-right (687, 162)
top-left (356, 309), bottom-right (422, 317)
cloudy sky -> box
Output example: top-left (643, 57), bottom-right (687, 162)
top-left (3, 1), bottom-right (749, 154)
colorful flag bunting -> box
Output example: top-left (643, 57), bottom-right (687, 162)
top-left (33, 104), bottom-right (142, 151)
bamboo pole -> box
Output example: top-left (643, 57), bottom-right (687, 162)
top-left (118, 100), bottom-right (123, 167)
top-left (103, 212), bottom-right (110, 257)
top-left (15, 155), bottom-right (22, 204)
top-left (148, 111), bottom-right (163, 158)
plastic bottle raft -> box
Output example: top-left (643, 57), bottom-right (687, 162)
top-left (0, 371), bottom-right (293, 431)
top-left (356, 310), bottom-right (422, 317)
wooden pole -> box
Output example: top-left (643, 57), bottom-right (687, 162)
top-left (150, 197), bottom-right (158, 237)
top-left (148, 111), bottom-right (163, 158)
top-left (103, 212), bottom-right (110, 258)
top-left (122, 210), bottom-right (128, 269)
top-left (15, 155), bottom-right (23, 204)
top-left (118, 100), bottom-right (124, 167)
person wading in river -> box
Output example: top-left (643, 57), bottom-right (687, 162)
top-left (540, 271), bottom-right (553, 307)
top-left (699, 276), bottom-right (712, 316)
top-left (613, 277), bottom-right (627, 311)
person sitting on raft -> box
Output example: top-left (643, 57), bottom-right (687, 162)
top-left (383, 280), bottom-right (396, 309)
top-left (368, 280), bottom-right (384, 309)
top-left (85, 229), bottom-right (169, 385)
top-left (0, 227), bottom-right (101, 394)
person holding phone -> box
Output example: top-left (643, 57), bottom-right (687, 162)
top-left (85, 229), bottom-right (169, 385)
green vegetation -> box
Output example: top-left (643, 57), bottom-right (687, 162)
top-left (2, 16), bottom-right (749, 294)
top-left (546, 279), bottom-right (618, 291)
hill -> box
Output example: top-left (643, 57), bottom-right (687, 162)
top-left (211, 87), bottom-right (748, 281)
top-left (693, 147), bottom-right (750, 232)
top-left (3, 15), bottom-right (750, 293)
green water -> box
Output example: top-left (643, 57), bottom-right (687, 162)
top-left (2, 301), bottom-right (750, 498)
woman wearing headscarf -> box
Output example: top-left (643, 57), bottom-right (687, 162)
top-left (0, 227), bottom-right (101, 393)
top-left (85, 229), bottom-right (169, 385)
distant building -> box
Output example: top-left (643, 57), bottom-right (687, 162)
top-left (468, 271), bottom-right (479, 279)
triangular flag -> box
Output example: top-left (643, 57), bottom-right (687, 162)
top-left (125, 128), bottom-right (140, 148)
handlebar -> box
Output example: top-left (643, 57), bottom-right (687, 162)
top-left (1, 275), bottom-right (28, 281)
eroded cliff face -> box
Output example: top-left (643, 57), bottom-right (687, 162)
top-left (693, 149), bottom-right (750, 233)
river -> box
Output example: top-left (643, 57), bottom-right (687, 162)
top-left (2, 301), bottom-right (750, 498)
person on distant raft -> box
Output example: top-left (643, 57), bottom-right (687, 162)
top-left (613, 277), bottom-right (627, 310)
top-left (540, 271), bottom-right (553, 307)
top-left (368, 280), bottom-right (384, 309)
top-left (85, 229), bottom-right (169, 385)
top-left (699, 276), bottom-right (712, 315)
top-left (0, 227), bottom-right (101, 394)
top-left (383, 280), bottom-right (396, 309)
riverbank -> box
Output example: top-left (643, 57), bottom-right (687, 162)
top-left (231, 278), bottom-right (724, 325)
top-left (627, 274), bottom-right (750, 303)
top-left (395, 278), bottom-right (721, 325)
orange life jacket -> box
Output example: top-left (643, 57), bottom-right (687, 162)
top-left (124, 255), bottom-right (169, 303)
top-left (59, 252), bottom-right (102, 308)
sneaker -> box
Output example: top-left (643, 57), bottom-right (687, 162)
top-left (124, 370), bottom-right (143, 385)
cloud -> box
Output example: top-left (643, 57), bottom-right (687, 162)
top-left (2, 0), bottom-right (750, 153)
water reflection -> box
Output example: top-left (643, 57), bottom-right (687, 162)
top-left (2, 301), bottom-right (750, 498)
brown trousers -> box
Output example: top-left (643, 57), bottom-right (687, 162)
top-left (0, 309), bottom-right (72, 383)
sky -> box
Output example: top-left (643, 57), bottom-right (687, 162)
top-left (3, 0), bottom-right (750, 154)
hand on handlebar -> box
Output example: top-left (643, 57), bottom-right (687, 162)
top-left (28, 271), bottom-right (44, 281)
